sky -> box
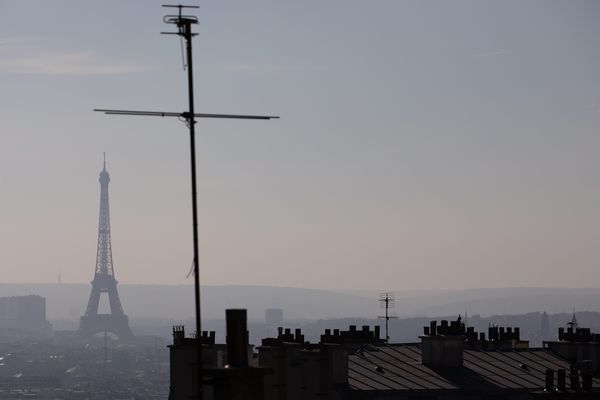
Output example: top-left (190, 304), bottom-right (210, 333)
top-left (1, 0), bottom-right (599, 290)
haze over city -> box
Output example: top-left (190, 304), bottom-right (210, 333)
top-left (2, 0), bottom-right (599, 291)
top-left (3, 2), bottom-right (600, 400)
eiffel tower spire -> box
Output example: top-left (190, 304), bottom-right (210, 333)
top-left (79, 157), bottom-right (133, 340)
top-left (95, 154), bottom-right (115, 278)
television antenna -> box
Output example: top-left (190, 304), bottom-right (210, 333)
top-left (378, 292), bottom-right (397, 343)
top-left (94, 5), bottom-right (279, 400)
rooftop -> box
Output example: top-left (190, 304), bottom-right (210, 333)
top-left (349, 343), bottom-right (600, 393)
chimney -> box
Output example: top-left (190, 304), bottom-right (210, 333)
top-left (172, 325), bottom-right (185, 345)
top-left (226, 309), bottom-right (248, 368)
top-left (581, 360), bottom-right (593, 391)
top-left (557, 369), bottom-right (566, 391)
top-left (212, 309), bottom-right (270, 400)
top-left (420, 320), bottom-right (464, 368)
top-left (294, 328), bottom-right (304, 343)
top-left (544, 369), bottom-right (554, 391)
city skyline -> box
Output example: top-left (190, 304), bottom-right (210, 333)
top-left (1, 0), bottom-right (599, 290)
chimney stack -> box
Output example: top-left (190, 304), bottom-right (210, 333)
top-left (226, 309), bottom-right (248, 368)
top-left (420, 319), bottom-right (465, 368)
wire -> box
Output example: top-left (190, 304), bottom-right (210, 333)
top-left (180, 35), bottom-right (187, 70)
top-left (186, 259), bottom-right (195, 278)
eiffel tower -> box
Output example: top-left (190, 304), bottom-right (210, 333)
top-left (79, 156), bottom-right (133, 341)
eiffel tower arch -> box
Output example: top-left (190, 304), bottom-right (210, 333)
top-left (79, 156), bottom-right (133, 341)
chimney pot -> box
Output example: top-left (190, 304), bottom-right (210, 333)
top-left (569, 365), bottom-right (580, 391)
top-left (430, 321), bottom-right (437, 335)
top-left (172, 325), bottom-right (185, 345)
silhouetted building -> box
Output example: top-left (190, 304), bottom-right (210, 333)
top-left (545, 324), bottom-right (600, 377)
top-left (169, 309), bottom-right (269, 400)
top-left (168, 316), bottom-right (600, 399)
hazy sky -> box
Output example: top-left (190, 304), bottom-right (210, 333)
top-left (1, 1), bottom-right (599, 290)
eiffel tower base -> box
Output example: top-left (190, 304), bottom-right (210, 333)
top-left (79, 314), bottom-right (134, 341)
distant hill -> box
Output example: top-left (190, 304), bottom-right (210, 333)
top-left (0, 283), bottom-right (376, 320)
top-left (1, 283), bottom-right (599, 322)
top-left (394, 287), bottom-right (600, 317)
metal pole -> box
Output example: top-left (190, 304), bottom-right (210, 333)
top-left (183, 20), bottom-right (203, 400)
top-left (104, 330), bottom-right (108, 376)
top-left (385, 296), bottom-right (389, 343)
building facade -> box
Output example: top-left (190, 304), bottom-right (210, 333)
top-left (0, 295), bottom-right (52, 341)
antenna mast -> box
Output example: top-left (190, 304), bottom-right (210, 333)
top-left (94, 5), bottom-right (278, 400)
top-left (163, 9), bottom-right (203, 398)
top-left (378, 292), bottom-right (397, 343)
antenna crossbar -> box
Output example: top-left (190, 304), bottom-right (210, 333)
top-left (94, 109), bottom-right (279, 120)
top-left (162, 4), bottom-right (199, 8)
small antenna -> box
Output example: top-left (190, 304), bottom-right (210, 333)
top-left (161, 4), bottom-right (199, 38)
top-left (378, 292), bottom-right (397, 343)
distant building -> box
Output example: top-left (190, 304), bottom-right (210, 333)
top-left (0, 295), bottom-right (52, 341)
top-left (265, 308), bottom-right (284, 326)
top-left (540, 310), bottom-right (550, 339)
top-left (568, 311), bottom-right (579, 329)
